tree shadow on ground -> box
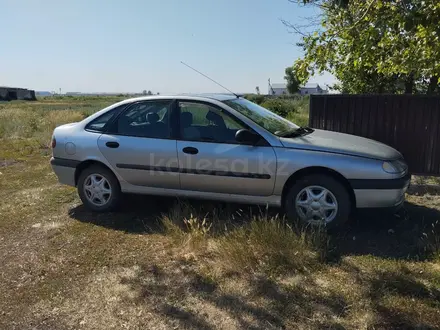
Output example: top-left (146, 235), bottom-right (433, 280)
top-left (340, 260), bottom-right (440, 329)
top-left (120, 261), bottom-right (350, 329)
top-left (120, 256), bottom-right (440, 329)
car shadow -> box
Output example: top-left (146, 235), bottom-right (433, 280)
top-left (68, 194), bottom-right (283, 234)
top-left (68, 195), bottom-right (440, 261)
top-left (329, 201), bottom-right (440, 261)
top-left (68, 194), bottom-right (176, 233)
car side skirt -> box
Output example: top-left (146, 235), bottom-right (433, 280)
top-left (120, 182), bottom-right (282, 206)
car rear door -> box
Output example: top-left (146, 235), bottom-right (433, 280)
top-left (97, 99), bottom-right (180, 189)
top-left (176, 100), bottom-right (277, 196)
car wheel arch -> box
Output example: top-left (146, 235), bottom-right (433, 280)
top-left (74, 160), bottom-right (118, 186)
top-left (281, 166), bottom-right (356, 210)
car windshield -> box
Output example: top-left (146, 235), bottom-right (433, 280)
top-left (223, 98), bottom-right (298, 136)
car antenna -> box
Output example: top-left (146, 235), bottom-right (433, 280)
top-left (180, 61), bottom-right (240, 98)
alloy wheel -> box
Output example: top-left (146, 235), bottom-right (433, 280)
top-left (295, 185), bottom-right (338, 225)
top-left (83, 174), bottom-right (112, 207)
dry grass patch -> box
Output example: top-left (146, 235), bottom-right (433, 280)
top-left (0, 107), bottom-right (84, 146)
top-left (160, 202), bottom-right (328, 275)
top-left (216, 218), bottom-right (327, 275)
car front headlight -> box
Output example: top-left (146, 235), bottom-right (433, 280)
top-left (382, 160), bottom-right (407, 174)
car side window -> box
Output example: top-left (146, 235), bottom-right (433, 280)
top-left (113, 100), bottom-right (173, 139)
top-left (179, 102), bottom-right (246, 143)
top-left (85, 107), bottom-right (122, 132)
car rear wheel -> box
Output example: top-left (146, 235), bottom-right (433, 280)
top-left (284, 174), bottom-right (351, 228)
top-left (77, 165), bottom-right (121, 212)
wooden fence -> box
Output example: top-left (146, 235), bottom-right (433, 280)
top-left (309, 95), bottom-right (440, 176)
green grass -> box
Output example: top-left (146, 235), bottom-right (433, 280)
top-left (1, 96), bottom-right (440, 329)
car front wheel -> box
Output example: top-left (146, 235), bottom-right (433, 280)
top-left (77, 165), bottom-right (121, 212)
top-left (284, 174), bottom-right (351, 228)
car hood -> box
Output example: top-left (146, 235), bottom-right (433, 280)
top-left (279, 129), bottom-right (402, 160)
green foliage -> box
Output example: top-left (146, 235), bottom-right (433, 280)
top-left (293, 0), bottom-right (440, 94)
top-left (284, 66), bottom-right (301, 94)
top-left (287, 96), bottom-right (310, 126)
top-left (260, 98), bottom-right (296, 117)
top-left (242, 94), bottom-right (309, 125)
top-left (244, 94), bottom-right (265, 105)
top-left (300, 0), bottom-right (349, 7)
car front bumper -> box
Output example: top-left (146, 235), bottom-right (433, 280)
top-left (351, 173), bottom-right (411, 209)
top-left (50, 157), bottom-right (78, 187)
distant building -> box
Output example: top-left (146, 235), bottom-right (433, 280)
top-left (65, 92), bottom-right (125, 96)
top-left (268, 83), bottom-right (328, 96)
top-left (0, 86), bottom-right (36, 101)
top-left (36, 91), bottom-right (52, 96)
top-left (299, 83), bottom-right (328, 95)
top-left (270, 83), bottom-right (289, 96)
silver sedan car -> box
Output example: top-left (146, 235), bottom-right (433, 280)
top-left (50, 94), bottom-right (410, 227)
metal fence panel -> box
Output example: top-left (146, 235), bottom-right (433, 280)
top-left (309, 95), bottom-right (440, 176)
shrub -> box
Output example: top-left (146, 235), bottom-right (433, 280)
top-left (243, 95), bottom-right (310, 119)
top-left (260, 98), bottom-right (296, 117)
top-left (291, 95), bottom-right (310, 113)
top-left (244, 94), bottom-right (265, 105)
top-left (287, 111), bottom-right (309, 127)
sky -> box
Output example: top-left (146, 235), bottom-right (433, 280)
top-left (1, 0), bottom-right (335, 94)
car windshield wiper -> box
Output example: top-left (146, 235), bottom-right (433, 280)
top-left (277, 126), bottom-right (314, 138)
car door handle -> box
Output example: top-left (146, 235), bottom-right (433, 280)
top-left (105, 142), bottom-right (119, 148)
top-left (182, 147), bottom-right (198, 155)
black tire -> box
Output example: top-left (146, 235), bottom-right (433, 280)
top-left (77, 165), bottom-right (121, 212)
top-left (284, 174), bottom-right (351, 228)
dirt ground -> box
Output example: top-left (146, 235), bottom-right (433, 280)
top-left (1, 142), bottom-right (440, 330)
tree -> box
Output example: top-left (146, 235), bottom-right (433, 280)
top-left (142, 90), bottom-right (147, 95)
top-left (147, 90), bottom-right (153, 95)
top-left (289, 0), bottom-right (440, 94)
top-left (284, 66), bottom-right (301, 94)
top-left (255, 86), bottom-right (260, 95)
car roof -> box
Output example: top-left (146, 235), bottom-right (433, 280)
top-left (177, 93), bottom-right (239, 101)
top-left (120, 93), bottom-right (238, 104)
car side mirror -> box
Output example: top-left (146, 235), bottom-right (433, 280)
top-left (235, 129), bottom-right (260, 145)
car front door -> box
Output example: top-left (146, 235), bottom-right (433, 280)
top-left (176, 100), bottom-right (277, 196)
top-left (97, 99), bottom-right (180, 189)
